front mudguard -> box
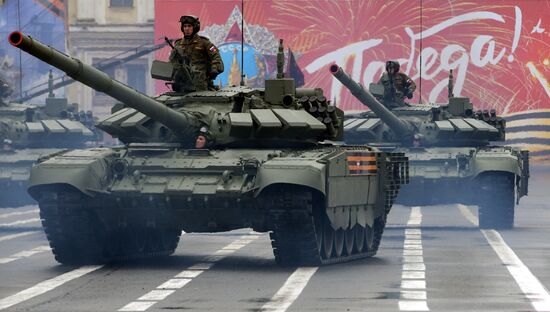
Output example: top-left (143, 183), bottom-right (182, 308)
top-left (254, 161), bottom-right (326, 196)
top-left (27, 149), bottom-right (116, 200)
top-left (473, 148), bottom-right (529, 201)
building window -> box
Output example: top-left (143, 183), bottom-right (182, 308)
top-left (127, 65), bottom-right (146, 94)
top-left (110, 0), bottom-right (133, 8)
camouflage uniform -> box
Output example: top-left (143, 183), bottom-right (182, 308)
top-left (378, 61), bottom-right (416, 108)
top-left (169, 16), bottom-right (224, 91)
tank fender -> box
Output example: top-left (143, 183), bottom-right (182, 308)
top-left (472, 149), bottom-right (524, 177)
top-left (473, 148), bottom-right (529, 201)
top-left (254, 160), bottom-right (326, 196)
top-left (27, 149), bottom-right (117, 199)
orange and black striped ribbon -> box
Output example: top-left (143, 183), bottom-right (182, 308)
top-left (346, 152), bottom-right (377, 175)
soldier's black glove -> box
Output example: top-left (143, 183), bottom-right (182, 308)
top-left (406, 90), bottom-right (413, 99)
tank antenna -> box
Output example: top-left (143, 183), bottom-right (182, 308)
top-left (277, 39), bottom-right (284, 78)
top-left (418, 0), bottom-right (423, 104)
top-left (240, 0), bottom-right (245, 86)
top-left (448, 69), bottom-right (454, 99)
top-left (48, 69), bottom-right (54, 98)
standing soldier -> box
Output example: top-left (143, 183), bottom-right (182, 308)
top-left (169, 15), bottom-right (224, 91)
top-left (378, 61), bottom-right (416, 108)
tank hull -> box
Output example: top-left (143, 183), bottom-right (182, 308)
top-left (0, 149), bottom-right (61, 207)
top-left (388, 146), bottom-right (528, 229)
top-left (28, 145), bottom-right (408, 265)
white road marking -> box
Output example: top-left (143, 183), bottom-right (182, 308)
top-left (403, 263), bottom-right (426, 271)
top-left (399, 301), bottom-right (430, 311)
top-left (157, 278), bottom-right (191, 290)
top-left (399, 206), bottom-right (429, 311)
top-left (187, 262), bottom-right (214, 270)
top-left (0, 231), bottom-right (39, 242)
top-left (175, 270), bottom-right (202, 278)
top-left (0, 265), bottom-right (103, 310)
top-left (0, 245), bottom-right (50, 265)
top-left (403, 249), bottom-right (423, 256)
top-left (401, 280), bottom-right (426, 289)
top-left (0, 209), bottom-right (39, 219)
top-left (260, 267), bottom-right (319, 312)
top-left (0, 218), bottom-right (41, 227)
top-left (402, 271), bottom-right (425, 279)
top-left (457, 204), bottom-right (550, 311)
top-left (118, 235), bottom-right (259, 312)
top-left (137, 290), bottom-right (175, 301)
top-left (401, 290), bottom-right (427, 300)
top-left (483, 230), bottom-right (550, 312)
top-left (404, 244), bottom-right (422, 250)
top-left (0, 258), bottom-right (17, 264)
top-left (457, 204), bottom-right (478, 226)
top-left (118, 301), bottom-right (156, 312)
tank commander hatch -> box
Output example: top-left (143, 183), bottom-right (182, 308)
top-left (378, 60), bottom-right (416, 108)
top-left (169, 15), bottom-right (224, 92)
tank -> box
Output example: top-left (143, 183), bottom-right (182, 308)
top-left (9, 32), bottom-right (408, 266)
top-left (0, 71), bottom-right (98, 207)
top-left (330, 64), bottom-right (529, 229)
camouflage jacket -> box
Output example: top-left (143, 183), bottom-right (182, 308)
top-left (170, 34), bottom-right (224, 91)
top-left (378, 72), bottom-right (416, 105)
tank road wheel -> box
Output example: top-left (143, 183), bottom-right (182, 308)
top-left (344, 228), bottom-right (355, 255)
top-left (266, 187), bottom-right (321, 266)
top-left (267, 186), bottom-right (388, 265)
top-left (38, 186), bottom-right (105, 265)
top-left (478, 173), bottom-right (516, 230)
top-left (354, 225), bottom-right (366, 252)
top-left (334, 229), bottom-right (345, 257)
top-left (110, 227), bottom-right (181, 260)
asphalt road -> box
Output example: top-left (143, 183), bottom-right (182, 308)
top-left (0, 167), bottom-right (548, 312)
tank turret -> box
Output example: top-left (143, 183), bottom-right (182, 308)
top-left (330, 64), bottom-right (413, 142)
top-left (330, 65), bottom-right (505, 147)
top-left (9, 32), bottom-right (342, 148)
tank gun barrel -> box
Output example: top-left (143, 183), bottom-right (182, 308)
top-left (8, 31), bottom-right (200, 136)
top-left (329, 65), bottom-right (412, 138)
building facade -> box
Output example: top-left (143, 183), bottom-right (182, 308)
top-left (67, 0), bottom-right (155, 116)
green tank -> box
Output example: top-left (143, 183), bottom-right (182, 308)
top-left (330, 65), bottom-right (529, 229)
top-left (10, 32), bottom-right (408, 265)
top-left (0, 71), bottom-right (97, 207)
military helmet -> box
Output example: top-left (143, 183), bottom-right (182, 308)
top-left (180, 15), bottom-right (200, 34)
top-left (385, 60), bottom-right (400, 73)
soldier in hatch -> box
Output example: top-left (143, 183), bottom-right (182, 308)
top-left (378, 61), bottom-right (416, 108)
top-left (169, 15), bottom-right (224, 92)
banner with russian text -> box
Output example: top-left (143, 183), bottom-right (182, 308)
top-left (155, 0), bottom-right (550, 163)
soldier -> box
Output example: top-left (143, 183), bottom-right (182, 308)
top-left (169, 15), bottom-right (224, 91)
top-left (0, 78), bottom-right (12, 104)
top-left (378, 61), bottom-right (416, 108)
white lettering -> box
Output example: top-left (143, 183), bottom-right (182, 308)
top-left (305, 8), bottom-right (523, 106)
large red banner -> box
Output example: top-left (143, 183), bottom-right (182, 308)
top-left (155, 0), bottom-right (550, 162)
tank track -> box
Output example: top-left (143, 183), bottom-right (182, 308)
top-left (267, 188), bottom-right (387, 266)
top-left (38, 186), bottom-right (181, 264)
top-left (478, 173), bottom-right (515, 229)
